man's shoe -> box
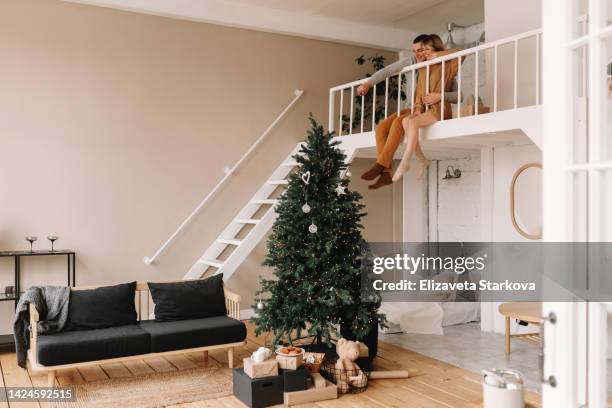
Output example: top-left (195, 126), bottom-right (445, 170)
top-left (361, 163), bottom-right (386, 181)
top-left (368, 172), bottom-right (393, 190)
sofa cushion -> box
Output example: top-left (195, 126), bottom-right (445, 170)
top-left (147, 275), bottom-right (226, 321)
top-left (139, 316), bottom-right (246, 353)
top-left (65, 282), bottom-right (137, 331)
top-left (37, 325), bottom-right (149, 366)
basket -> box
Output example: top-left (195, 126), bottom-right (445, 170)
top-left (320, 359), bottom-right (369, 394)
top-left (303, 352), bottom-right (325, 373)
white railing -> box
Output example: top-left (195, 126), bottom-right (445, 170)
top-left (328, 29), bottom-right (542, 135)
top-left (143, 89), bottom-right (304, 265)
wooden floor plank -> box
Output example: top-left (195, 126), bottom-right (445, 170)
top-left (165, 354), bottom-right (198, 370)
top-left (99, 362), bottom-right (133, 379)
top-left (0, 352), bottom-right (10, 408)
top-left (55, 368), bottom-right (84, 386)
top-left (143, 356), bottom-right (177, 373)
top-left (0, 352), bottom-right (40, 408)
top-left (122, 359), bottom-right (155, 376)
top-left (77, 365), bottom-right (108, 382)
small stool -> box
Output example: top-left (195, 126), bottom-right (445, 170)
top-left (498, 302), bottom-right (542, 354)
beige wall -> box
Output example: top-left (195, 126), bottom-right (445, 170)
top-left (0, 0), bottom-right (397, 330)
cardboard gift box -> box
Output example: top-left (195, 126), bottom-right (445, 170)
top-left (233, 368), bottom-right (284, 408)
top-left (280, 366), bottom-right (309, 392)
top-left (276, 353), bottom-right (303, 370)
top-left (243, 357), bottom-right (278, 379)
top-left (283, 380), bottom-right (338, 406)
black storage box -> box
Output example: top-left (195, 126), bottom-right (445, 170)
top-left (233, 368), bottom-right (284, 408)
top-left (280, 365), bottom-right (309, 392)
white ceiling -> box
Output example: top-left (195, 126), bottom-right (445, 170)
top-left (64, 0), bottom-right (484, 50)
top-left (224, 0), bottom-right (484, 32)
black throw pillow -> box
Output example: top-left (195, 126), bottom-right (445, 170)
top-left (65, 282), bottom-right (137, 331)
top-left (148, 274), bottom-right (227, 321)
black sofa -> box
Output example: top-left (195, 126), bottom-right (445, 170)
top-left (27, 278), bottom-right (247, 386)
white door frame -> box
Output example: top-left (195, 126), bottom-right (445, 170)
top-left (542, 0), bottom-right (611, 406)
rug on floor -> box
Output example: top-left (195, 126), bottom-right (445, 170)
top-left (51, 361), bottom-right (232, 408)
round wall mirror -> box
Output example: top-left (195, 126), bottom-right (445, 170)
top-left (510, 163), bottom-right (542, 240)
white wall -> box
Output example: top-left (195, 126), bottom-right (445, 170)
top-left (483, 0), bottom-right (542, 111)
top-left (433, 156), bottom-right (482, 242)
top-left (481, 143), bottom-right (542, 334)
top-left (484, 0), bottom-right (541, 41)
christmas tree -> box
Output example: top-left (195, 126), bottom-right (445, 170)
top-left (252, 115), bottom-right (385, 346)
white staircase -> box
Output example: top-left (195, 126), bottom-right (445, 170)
top-left (183, 143), bottom-right (357, 281)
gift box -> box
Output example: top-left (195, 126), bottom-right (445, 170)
top-left (280, 366), bottom-right (309, 392)
top-left (283, 380), bottom-right (338, 406)
top-left (233, 368), bottom-right (284, 408)
top-left (243, 357), bottom-right (278, 379)
top-left (276, 353), bottom-right (303, 370)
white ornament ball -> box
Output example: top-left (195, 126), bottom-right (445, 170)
top-left (257, 301), bottom-right (264, 310)
top-left (345, 171), bottom-right (352, 177)
top-left (302, 203), bottom-right (311, 213)
top-left (309, 223), bottom-right (318, 233)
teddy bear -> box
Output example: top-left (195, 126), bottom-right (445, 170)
top-left (334, 338), bottom-right (366, 393)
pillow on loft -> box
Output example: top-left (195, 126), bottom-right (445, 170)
top-left (64, 282), bottom-right (137, 331)
top-left (148, 274), bottom-right (227, 322)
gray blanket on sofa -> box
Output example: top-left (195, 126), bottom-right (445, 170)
top-left (14, 286), bottom-right (70, 368)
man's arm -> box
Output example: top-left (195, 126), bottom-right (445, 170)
top-left (443, 78), bottom-right (460, 103)
top-left (368, 56), bottom-right (415, 86)
top-left (357, 56), bottom-right (415, 96)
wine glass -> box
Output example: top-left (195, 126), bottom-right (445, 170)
top-left (47, 236), bottom-right (58, 252)
top-left (25, 236), bottom-right (38, 252)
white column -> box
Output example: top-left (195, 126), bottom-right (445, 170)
top-left (479, 147), bottom-right (494, 332)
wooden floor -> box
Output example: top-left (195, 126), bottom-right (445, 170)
top-left (0, 322), bottom-right (542, 408)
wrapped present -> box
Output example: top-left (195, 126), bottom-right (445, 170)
top-left (243, 357), bottom-right (278, 379)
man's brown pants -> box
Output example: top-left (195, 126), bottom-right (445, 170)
top-left (375, 108), bottom-right (412, 171)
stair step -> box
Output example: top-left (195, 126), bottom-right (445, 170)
top-left (267, 179), bottom-right (289, 185)
top-left (251, 199), bottom-right (279, 205)
top-left (235, 218), bottom-right (260, 225)
top-left (199, 259), bottom-right (224, 268)
top-left (217, 238), bottom-right (242, 246)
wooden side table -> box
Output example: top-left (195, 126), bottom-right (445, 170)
top-left (498, 302), bottom-right (542, 354)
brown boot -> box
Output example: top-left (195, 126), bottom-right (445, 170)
top-left (361, 162), bottom-right (386, 181)
top-left (368, 172), bottom-right (393, 190)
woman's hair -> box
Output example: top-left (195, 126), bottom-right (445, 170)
top-left (423, 34), bottom-right (446, 51)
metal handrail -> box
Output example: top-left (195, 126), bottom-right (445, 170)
top-left (143, 89), bottom-right (304, 264)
